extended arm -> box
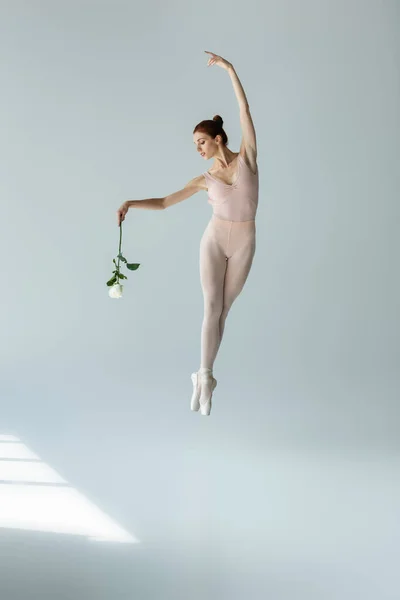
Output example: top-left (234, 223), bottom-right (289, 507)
top-left (227, 65), bottom-right (257, 158)
top-left (205, 52), bottom-right (257, 160)
top-left (226, 64), bottom-right (249, 112)
top-left (116, 175), bottom-right (206, 225)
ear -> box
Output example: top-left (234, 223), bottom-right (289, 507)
top-left (215, 134), bottom-right (222, 145)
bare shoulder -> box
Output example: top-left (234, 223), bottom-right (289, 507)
top-left (185, 173), bottom-right (208, 191)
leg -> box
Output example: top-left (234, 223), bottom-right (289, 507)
top-left (217, 231), bottom-right (256, 353)
top-left (190, 222), bottom-right (226, 415)
top-left (199, 222), bottom-right (227, 370)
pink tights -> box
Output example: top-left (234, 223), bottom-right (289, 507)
top-left (199, 215), bottom-right (256, 370)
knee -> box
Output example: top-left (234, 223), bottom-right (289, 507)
top-left (221, 301), bottom-right (233, 320)
top-left (219, 308), bottom-right (229, 326)
top-left (204, 299), bottom-right (223, 321)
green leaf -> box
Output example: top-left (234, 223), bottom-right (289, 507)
top-left (119, 273), bottom-right (128, 280)
top-left (113, 259), bottom-right (117, 266)
top-left (126, 263), bottom-right (140, 271)
top-left (106, 276), bottom-right (117, 287)
top-left (118, 253), bottom-right (127, 263)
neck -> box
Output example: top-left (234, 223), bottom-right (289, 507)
top-left (213, 146), bottom-right (236, 169)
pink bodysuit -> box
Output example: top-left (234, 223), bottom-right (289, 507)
top-left (203, 153), bottom-right (259, 222)
top-left (199, 153), bottom-right (259, 371)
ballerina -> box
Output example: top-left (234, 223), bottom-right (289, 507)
top-left (117, 51), bottom-right (259, 416)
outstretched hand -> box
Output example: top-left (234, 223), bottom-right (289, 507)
top-left (205, 51), bottom-right (232, 71)
top-left (116, 201), bottom-right (129, 226)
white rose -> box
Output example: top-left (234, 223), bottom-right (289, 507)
top-left (109, 283), bottom-right (123, 298)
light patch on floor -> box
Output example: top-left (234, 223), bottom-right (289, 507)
top-left (0, 434), bottom-right (138, 544)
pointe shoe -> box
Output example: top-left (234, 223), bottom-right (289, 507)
top-left (190, 372), bottom-right (201, 412)
top-left (199, 375), bottom-right (217, 416)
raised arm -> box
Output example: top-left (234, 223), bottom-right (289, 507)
top-left (116, 175), bottom-right (206, 225)
top-left (205, 51), bottom-right (257, 163)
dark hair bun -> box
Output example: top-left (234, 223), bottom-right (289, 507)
top-left (212, 115), bottom-right (223, 128)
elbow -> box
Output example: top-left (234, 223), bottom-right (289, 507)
top-left (160, 198), bottom-right (166, 210)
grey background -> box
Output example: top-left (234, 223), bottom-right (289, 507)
top-left (1, 0), bottom-right (399, 598)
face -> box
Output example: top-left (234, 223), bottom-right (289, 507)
top-left (193, 132), bottom-right (221, 160)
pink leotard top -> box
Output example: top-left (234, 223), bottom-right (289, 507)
top-left (203, 154), bottom-right (259, 222)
